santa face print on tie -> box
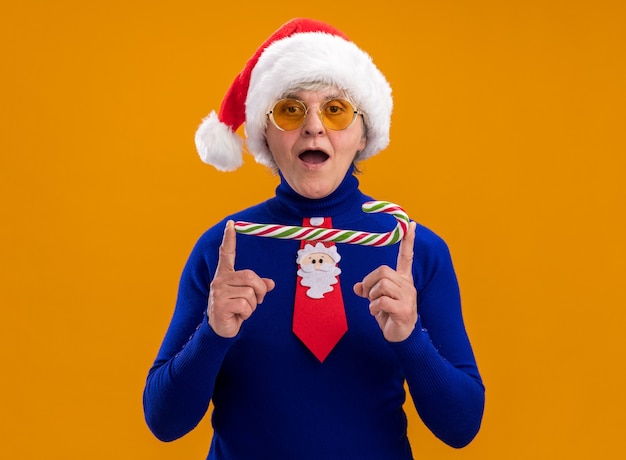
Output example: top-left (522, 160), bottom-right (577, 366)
top-left (296, 242), bottom-right (342, 299)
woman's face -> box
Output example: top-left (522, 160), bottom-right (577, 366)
top-left (265, 89), bottom-right (366, 199)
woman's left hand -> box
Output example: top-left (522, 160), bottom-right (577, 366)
top-left (353, 221), bottom-right (418, 342)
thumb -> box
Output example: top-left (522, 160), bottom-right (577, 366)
top-left (353, 281), bottom-right (366, 298)
top-left (216, 220), bottom-right (236, 274)
top-left (263, 278), bottom-right (276, 293)
top-left (396, 221), bottom-right (416, 276)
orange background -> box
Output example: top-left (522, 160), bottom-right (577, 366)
top-left (2, 1), bottom-right (625, 458)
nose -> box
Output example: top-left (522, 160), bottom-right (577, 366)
top-left (302, 107), bottom-right (325, 136)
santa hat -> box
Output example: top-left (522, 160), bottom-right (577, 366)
top-left (296, 242), bottom-right (342, 264)
top-left (195, 18), bottom-right (393, 171)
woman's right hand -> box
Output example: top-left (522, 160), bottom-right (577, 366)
top-left (207, 220), bottom-right (275, 338)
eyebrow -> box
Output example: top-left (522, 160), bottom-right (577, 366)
top-left (284, 93), bottom-right (343, 101)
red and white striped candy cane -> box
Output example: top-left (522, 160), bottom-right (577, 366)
top-left (234, 201), bottom-right (410, 246)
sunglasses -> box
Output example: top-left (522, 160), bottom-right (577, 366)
top-left (267, 98), bottom-right (362, 131)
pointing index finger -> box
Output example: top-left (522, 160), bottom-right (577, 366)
top-left (396, 221), bottom-right (416, 277)
top-left (216, 220), bottom-right (237, 274)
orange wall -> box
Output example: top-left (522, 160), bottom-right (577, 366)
top-left (1, 1), bottom-right (625, 458)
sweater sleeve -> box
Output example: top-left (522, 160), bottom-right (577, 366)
top-left (142, 228), bottom-right (237, 442)
top-left (388, 226), bottom-right (485, 448)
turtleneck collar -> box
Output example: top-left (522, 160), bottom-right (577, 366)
top-left (273, 165), bottom-right (364, 218)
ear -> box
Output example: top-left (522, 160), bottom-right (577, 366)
top-left (358, 117), bottom-right (368, 151)
top-left (357, 134), bottom-right (367, 153)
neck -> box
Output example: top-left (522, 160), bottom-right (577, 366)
top-left (275, 166), bottom-right (362, 218)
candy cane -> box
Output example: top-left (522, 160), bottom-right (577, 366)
top-left (234, 201), bottom-right (410, 246)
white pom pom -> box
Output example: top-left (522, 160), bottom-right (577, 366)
top-left (194, 111), bottom-right (244, 171)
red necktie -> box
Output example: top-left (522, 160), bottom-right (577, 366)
top-left (293, 217), bottom-right (348, 362)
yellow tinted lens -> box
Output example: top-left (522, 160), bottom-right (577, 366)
top-left (320, 99), bottom-right (356, 130)
top-left (272, 99), bottom-right (306, 130)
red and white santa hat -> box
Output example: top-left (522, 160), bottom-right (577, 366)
top-left (195, 18), bottom-right (393, 171)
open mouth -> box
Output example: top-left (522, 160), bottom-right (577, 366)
top-left (298, 150), bottom-right (329, 165)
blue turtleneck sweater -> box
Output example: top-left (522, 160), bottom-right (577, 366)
top-left (143, 170), bottom-right (484, 459)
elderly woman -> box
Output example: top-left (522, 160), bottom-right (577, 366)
top-left (143, 18), bottom-right (484, 460)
